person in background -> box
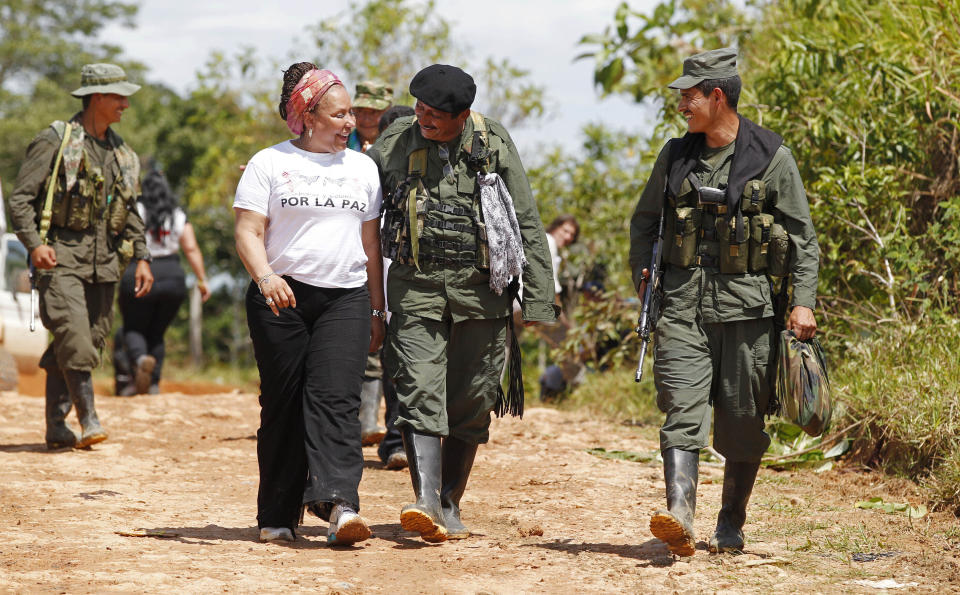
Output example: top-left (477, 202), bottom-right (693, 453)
top-left (347, 80), bottom-right (393, 153)
top-left (115, 165), bottom-right (210, 396)
top-left (234, 62), bottom-right (384, 546)
top-left (537, 214), bottom-right (580, 400)
top-left (350, 81), bottom-right (394, 446)
top-left (8, 63), bottom-right (153, 450)
top-left (373, 104), bottom-right (416, 470)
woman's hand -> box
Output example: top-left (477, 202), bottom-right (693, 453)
top-left (369, 316), bottom-right (385, 352)
top-left (258, 273), bottom-right (296, 317)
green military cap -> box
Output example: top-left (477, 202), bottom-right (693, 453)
top-left (353, 80), bottom-right (393, 110)
top-left (668, 48), bottom-right (738, 90)
top-left (71, 63), bottom-right (141, 97)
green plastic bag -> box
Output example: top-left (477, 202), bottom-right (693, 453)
top-left (776, 330), bottom-right (832, 437)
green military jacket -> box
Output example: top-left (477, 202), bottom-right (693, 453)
top-left (367, 114), bottom-right (557, 323)
top-left (9, 115), bottom-right (149, 283)
top-left (629, 138), bottom-right (819, 324)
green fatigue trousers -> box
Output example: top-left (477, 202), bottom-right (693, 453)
top-left (384, 312), bottom-right (507, 445)
top-left (653, 313), bottom-right (775, 463)
top-left (38, 272), bottom-right (116, 372)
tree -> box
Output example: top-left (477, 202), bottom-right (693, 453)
top-left (0, 0), bottom-right (139, 200)
top-left (309, 0), bottom-right (548, 127)
top-left (580, 0), bottom-right (960, 336)
top-left (0, 0), bottom-right (136, 92)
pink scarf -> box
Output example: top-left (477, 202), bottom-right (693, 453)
top-left (285, 69), bottom-right (343, 135)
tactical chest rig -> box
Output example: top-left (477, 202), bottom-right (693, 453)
top-left (381, 112), bottom-right (491, 270)
top-left (39, 120), bottom-right (141, 257)
top-left (662, 119), bottom-right (790, 276)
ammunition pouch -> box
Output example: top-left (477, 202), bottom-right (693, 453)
top-left (717, 214), bottom-right (750, 274)
top-left (767, 222), bottom-right (790, 277)
top-left (664, 206), bottom-right (700, 268)
top-left (741, 179), bottom-right (765, 215)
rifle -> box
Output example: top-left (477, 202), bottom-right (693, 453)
top-left (634, 203), bottom-right (667, 383)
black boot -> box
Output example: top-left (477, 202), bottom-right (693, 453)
top-left (64, 370), bottom-right (107, 448)
top-left (441, 436), bottom-right (478, 539)
top-left (44, 369), bottom-right (77, 449)
top-left (400, 428), bottom-right (447, 542)
top-left (650, 447), bottom-right (699, 556)
top-left (709, 461), bottom-right (760, 553)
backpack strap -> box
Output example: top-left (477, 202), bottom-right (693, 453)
top-left (39, 122), bottom-right (73, 245)
top-left (466, 111), bottom-right (489, 173)
top-left (407, 148), bottom-right (428, 270)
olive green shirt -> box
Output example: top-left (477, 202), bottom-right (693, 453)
top-left (9, 116), bottom-right (149, 283)
top-left (368, 115), bottom-right (557, 323)
top-left (629, 139), bottom-right (819, 324)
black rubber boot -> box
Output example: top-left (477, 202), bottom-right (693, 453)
top-left (709, 461), bottom-right (760, 553)
top-left (359, 379), bottom-right (385, 446)
top-left (440, 436), bottom-right (478, 539)
top-left (400, 428), bottom-right (447, 542)
top-left (649, 447), bottom-right (699, 556)
top-left (44, 368), bottom-right (77, 449)
top-left (64, 370), bottom-right (108, 448)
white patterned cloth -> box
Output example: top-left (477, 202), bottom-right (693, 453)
top-left (478, 172), bottom-right (526, 295)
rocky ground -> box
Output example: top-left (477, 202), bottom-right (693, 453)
top-left (1, 384), bottom-right (958, 593)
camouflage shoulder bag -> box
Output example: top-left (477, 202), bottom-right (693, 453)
top-left (775, 330), bottom-right (832, 437)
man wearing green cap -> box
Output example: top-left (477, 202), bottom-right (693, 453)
top-left (348, 80), bottom-right (393, 153)
top-left (9, 63), bottom-right (153, 450)
top-left (630, 48), bottom-right (819, 556)
top-left (367, 64), bottom-right (557, 543)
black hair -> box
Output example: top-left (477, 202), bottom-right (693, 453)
top-left (82, 95), bottom-right (92, 110)
top-left (694, 75), bottom-right (741, 109)
top-left (378, 105), bottom-right (415, 133)
top-left (278, 61), bottom-right (318, 121)
top-left (139, 164), bottom-right (178, 240)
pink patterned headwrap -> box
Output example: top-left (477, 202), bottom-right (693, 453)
top-left (285, 69), bottom-right (343, 135)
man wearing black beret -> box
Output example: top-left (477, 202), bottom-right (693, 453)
top-left (368, 64), bottom-right (557, 542)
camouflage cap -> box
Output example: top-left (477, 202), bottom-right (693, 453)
top-left (667, 48), bottom-right (738, 90)
top-left (71, 63), bottom-right (141, 98)
top-left (353, 80), bottom-right (393, 110)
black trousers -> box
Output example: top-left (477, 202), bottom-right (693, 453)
top-left (246, 278), bottom-right (370, 529)
top-left (118, 255), bottom-right (186, 385)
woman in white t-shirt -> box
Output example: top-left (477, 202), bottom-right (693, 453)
top-left (116, 166), bottom-right (211, 396)
top-left (234, 63), bottom-right (385, 546)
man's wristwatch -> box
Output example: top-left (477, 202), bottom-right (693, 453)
top-left (137, 254), bottom-right (152, 263)
top-left (371, 309), bottom-right (386, 320)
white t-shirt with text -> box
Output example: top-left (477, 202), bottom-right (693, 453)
top-left (234, 141), bottom-right (382, 289)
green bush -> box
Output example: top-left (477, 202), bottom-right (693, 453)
top-left (833, 319), bottom-right (960, 513)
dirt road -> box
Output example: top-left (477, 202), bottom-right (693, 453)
top-left (1, 388), bottom-right (957, 593)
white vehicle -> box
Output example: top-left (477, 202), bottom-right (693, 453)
top-left (0, 233), bottom-right (47, 390)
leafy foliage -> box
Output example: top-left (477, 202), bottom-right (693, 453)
top-left (309, 0), bottom-right (547, 127)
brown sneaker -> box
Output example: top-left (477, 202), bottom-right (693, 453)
top-left (134, 355), bottom-right (156, 395)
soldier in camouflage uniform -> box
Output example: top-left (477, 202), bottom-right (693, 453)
top-left (9, 63), bottom-right (153, 450)
top-left (367, 64), bottom-right (557, 542)
top-left (630, 49), bottom-right (819, 556)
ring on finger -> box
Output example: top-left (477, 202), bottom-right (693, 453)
top-left (265, 297), bottom-right (274, 306)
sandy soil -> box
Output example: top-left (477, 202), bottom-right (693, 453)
top-left (1, 386), bottom-right (958, 594)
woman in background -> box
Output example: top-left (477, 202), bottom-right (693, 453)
top-left (116, 166), bottom-right (210, 396)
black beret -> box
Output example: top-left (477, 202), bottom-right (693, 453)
top-left (409, 64), bottom-right (476, 114)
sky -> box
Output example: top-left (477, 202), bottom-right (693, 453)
top-left (101, 0), bottom-right (660, 155)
